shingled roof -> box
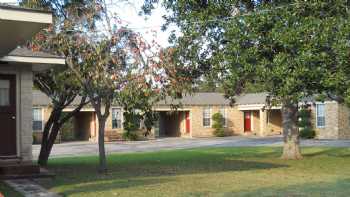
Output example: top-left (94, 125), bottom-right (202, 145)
top-left (156, 92), bottom-right (231, 106)
top-left (33, 90), bottom-right (270, 107)
top-left (8, 47), bottom-right (62, 58)
top-left (235, 92), bottom-right (268, 105)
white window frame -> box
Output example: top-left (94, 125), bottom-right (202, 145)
top-left (220, 107), bottom-right (227, 127)
top-left (203, 107), bottom-right (212, 128)
top-left (134, 109), bottom-right (143, 129)
top-left (316, 103), bottom-right (326, 128)
top-left (111, 108), bottom-right (123, 129)
top-left (32, 107), bottom-right (44, 132)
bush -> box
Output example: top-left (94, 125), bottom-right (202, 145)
top-left (213, 128), bottom-right (225, 137)
top-left (298, 108), bottom-right (315, 139)
top-left (32, 134), bottom-right (41, 144)
top-left (300, 127), bottom-right (316, 139)
top-left (212, 112), bottom-right (225, 137)
top-left (297, 118), bottom-right (309, 128)
top-left (60, 118), bottom-right (75, 141)
top-left (122, 131), bottom-right (138, 141)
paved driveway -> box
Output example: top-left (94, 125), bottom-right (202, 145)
top-left (32, 136), bottom-right (350, 158)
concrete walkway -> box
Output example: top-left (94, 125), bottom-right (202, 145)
top-left (5, 179), bottom-right (60, 197)
top-left (32, 136), bottom-right (350, 158)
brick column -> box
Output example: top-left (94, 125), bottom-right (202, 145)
top-left (259, 109), bottom-right (267, 137)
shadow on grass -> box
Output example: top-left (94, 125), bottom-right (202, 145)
top-left (56, 178), bottom-right (173, 197)
top-left (217, 178), bottom-right (350, 197)
top-left (41, 148), bottom-right (288, 195)
top-left (303, 147), bottom-right (350, 158)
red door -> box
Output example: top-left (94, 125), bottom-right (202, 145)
top-left (244, 112), bottom-right (251, 132)
top-left (0, 74), bottom-right (17, 157)
top-left (185, 111), bottom-right (190, 133)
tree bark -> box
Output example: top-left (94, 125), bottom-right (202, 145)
top-left (38, 109), bottom-right (60, 166)
top-left (281, 101), bottom-right (303, 160)
top-left (38, 122), bottom-right (61, 166)
top-left (97, 115), bottom-right (108, 173)
top-left (89, 96), bottom-right (110, 173)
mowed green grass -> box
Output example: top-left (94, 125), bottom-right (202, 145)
top-left (35, 147), bottom-right (350, 197)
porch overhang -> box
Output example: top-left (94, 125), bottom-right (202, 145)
top-left (153, 107), bottom-right (191, 112)
top-left (0, 55), bottom-right (66, 72)
top-left (0, 47), bottom-right (66, 71)
top-left (238, 104), bottom-right (265, 111)
top-left (0, 5), bottom-right (52, 56)
top-left (238, 104), bottom-right (282, 111)
top-left (63, 107), bottom-right (95, 112)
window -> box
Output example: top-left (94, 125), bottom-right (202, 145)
top-left (0, 80), bottom-right (10, 106)
top-left (316, 104), bottom-right (325, 128)
top-left (203, 107), bottom-right (211, 127)
top-left (133, 109), bottom-right (142, 129)
top-left (112, 108), bottom-right (122, 129)
top-left (32, 108), bottom-right (43, 131)
top-left (220, 107), bottom-right (227, 127)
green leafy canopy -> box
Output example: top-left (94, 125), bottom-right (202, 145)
top-left (143, 0), bottom-right (350, 105)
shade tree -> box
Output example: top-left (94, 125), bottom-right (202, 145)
top-left (142, 0), bottom-right (350, 159)
top-left (65, 0), bottom-right (192, 171)
top-left (20, 0), bottom-right (102, 166)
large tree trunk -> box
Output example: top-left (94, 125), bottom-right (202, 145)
top-left (38, 122), bottom-right (61, 166)
top-left (281, 101), bottom-right (303, 160)
top-left (38, 109), bottom-right (61, 166)
top-left (97, 116), bottom-right (108, 173)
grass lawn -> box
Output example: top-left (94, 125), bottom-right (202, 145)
top-left (0, 182), bottom-right (22, 197)
top-left (36, 147), bottom-right (350, 197)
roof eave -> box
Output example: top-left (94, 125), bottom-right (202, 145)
top-left (1, 55), bottom-right (65, 72)
top-left (0, 5), bottom-right (52, 24)
top-left (1, 55), bottom-right (65, 65)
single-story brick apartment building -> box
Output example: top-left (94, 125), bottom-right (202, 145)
top-left (32, 91), bottom-right (350, 142)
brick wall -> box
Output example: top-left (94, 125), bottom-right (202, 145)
top-left (19, 67), bottom-right (34, 161)
top-left (33, 93), bottom-right (350, 141)
top-left (173, 111), bottom-right (188, 137)
top-left (338, 104), bottom-right (350, 139)
top-left (252, 111), bottom-right (260, 135)
top-left (58, 105), bottom-right (246, 139)
top-left (240, 109), bottom-right (282, 137)
top-left (190, 105), bottom-right (243, 137)
top-left (190, 106), bottom-right (213, 137)
top-left (103, 108), bottom-right (154, 141)
top-left (311, 102), bottom-right (339, 139)
top-left (267, 110), bottom-right (282, 135)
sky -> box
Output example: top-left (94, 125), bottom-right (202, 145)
top-left (0, 0), bottom-right (174, 47)
top-left (105, 0), bottom-right (175, 47)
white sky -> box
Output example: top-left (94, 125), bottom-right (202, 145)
top-left (105, 0), bottom-right (175, 47)
top-left (0, 0), bottom-right (174, 47)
